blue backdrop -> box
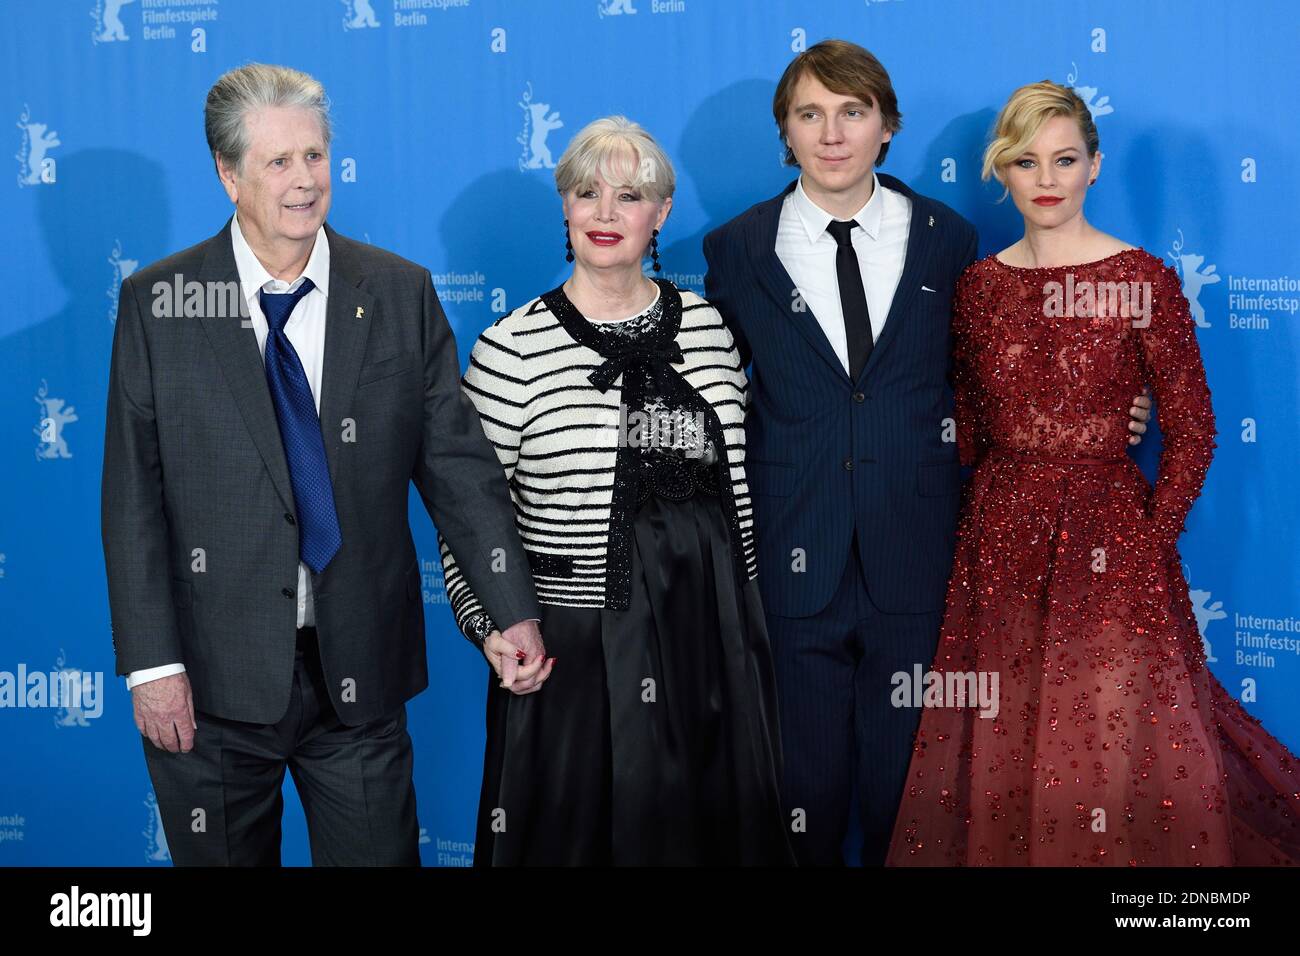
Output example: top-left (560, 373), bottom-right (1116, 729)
top-left (1, 0), bottom-right (1296, 865)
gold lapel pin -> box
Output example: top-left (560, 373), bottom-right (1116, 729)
top-left (355, 306), bottom-right (365, 319)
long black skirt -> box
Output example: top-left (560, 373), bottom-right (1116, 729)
top-left (473, 488), bottom-right (794, 865)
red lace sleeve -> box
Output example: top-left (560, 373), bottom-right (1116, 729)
top-left (1137, 264), bottom-right (1217, 549)
top-left (951, 271), bottom-right (991, 468)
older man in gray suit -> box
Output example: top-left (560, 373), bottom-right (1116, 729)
top-left (101, 63), bottom-right (548, 866)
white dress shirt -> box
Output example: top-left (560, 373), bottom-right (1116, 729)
top-left (126, 214), bottom-right (330, 689)
top-left (775, 171), bottom-right (911, 376)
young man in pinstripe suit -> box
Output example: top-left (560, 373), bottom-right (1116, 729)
top-left (703, 40), bottom-right (1152, 865)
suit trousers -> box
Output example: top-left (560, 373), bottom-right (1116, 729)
top-left (766, 534), bottom-right (943, 866)
top-left (141, 627), bottom-right (420, 866)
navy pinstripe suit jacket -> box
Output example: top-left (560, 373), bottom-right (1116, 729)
top-left (704, 174), bottom-right (979, 618)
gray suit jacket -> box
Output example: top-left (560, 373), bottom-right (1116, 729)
top-left (102, 219), bottom-right (539, 725)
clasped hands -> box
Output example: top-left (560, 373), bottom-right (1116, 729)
top-left (481, 619), bottom-right (555, 695)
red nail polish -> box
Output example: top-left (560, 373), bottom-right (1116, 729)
top-left (515, 650), bottom-right (526, 660)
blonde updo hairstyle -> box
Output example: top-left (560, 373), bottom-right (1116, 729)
top-left (982, 80), bottom-right (1099, 199)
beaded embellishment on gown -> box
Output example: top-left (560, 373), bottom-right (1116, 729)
top-left (887, 249), bottom-right (1300, 866)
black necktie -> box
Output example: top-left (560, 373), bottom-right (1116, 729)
top-left (826, 219), bottom-right (872, 379)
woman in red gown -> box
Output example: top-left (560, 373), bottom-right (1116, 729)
top-left (887, 81), bottom-right (1300, 866)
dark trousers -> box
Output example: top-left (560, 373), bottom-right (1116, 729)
top-left (766, 537), bottom-right (943, 866)
top-left (142, 627), bottom-right (420, 866)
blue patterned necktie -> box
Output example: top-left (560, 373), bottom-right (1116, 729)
top-left (260, 278), bottom-right (342, 574)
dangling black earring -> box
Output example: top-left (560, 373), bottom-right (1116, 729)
top-left (564, 219), bottom-right (574, 263)
top-left (650, 228), bottom-right (661, 273)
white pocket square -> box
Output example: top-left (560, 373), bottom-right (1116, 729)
top-left (921, 285), bottom-right (937, 293)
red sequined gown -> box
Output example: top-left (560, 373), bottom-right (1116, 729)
top-left (887, 249), bottom-right (1300, 866)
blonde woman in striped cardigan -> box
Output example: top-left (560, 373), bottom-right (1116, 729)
top-left (440, 117), bottom-right (793, 865)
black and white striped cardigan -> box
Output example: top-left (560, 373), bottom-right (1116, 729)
top-left (438, 279), bottom-right (757, 640)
